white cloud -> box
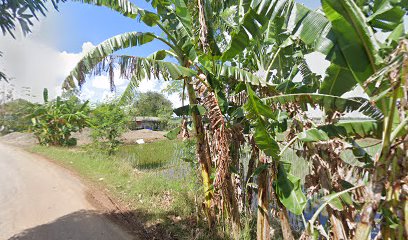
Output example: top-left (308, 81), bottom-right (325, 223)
top-left (90, 68), bottom-right (128, 90)
top-left (0, 34), bottom-right (94, 102)
top-left (166, 92), bottom-right (182, 108)
top-left (91, 76), bottom-right (111, 89)
top-left (79, 86), bottom-right (96, 101)
top-left (138, 78), bottom-right (162, 93)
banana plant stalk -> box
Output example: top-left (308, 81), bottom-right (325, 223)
top-left (196, 0), bottom-right (241, 237)
top-left (186, 80), bottom-right (215, 228)
top-left (257, 154), bottom-right (270, 240)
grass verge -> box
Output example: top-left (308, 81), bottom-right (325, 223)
top-left (30, 140), bottom-right (218, 240)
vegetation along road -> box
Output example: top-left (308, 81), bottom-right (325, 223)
top-left (0, 142), bottom-right (134, 240)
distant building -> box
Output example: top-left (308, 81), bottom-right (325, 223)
top-left (130, 117), bottom-right (162, 130)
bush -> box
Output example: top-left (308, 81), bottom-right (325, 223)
top-left (90, 102), bottom-right (129, 155)
top-left (0, 99), bottom-right (35, 134)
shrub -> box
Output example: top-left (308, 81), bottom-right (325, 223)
top-left (90, 102), bottom-right (129, 155)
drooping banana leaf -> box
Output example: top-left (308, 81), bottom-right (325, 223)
top-left (212, 63), bottom-right (272, 87)
top-left (147, 49), bottom-right (177, 60)
top-left (318, 120), bottom-right (383, 139)
top-left (284, 2), bottom-right (359, 96)
top-left (63, 32), bottom-right (187, 89)
top-left (322, 0), bottom-right (383, 97)
top-left (275, 162), bottom-right (307, 215)
top-left (262, 93), bottom-right (383, 120)
top-left (298, 129), bottom-right (329, 142)
top-left (165, 126), bottom-right (181, 140)
top-left (173, 104), bottom-right (207, 116)
top-left (244, 84), bottom-right (280, 159)
top-left (73, 0), bottom-right (160, 26)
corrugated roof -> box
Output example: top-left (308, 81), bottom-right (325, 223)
top-left (133, 116), bottom-right (161, 121)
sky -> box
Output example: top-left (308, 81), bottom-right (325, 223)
top-left (0, 0), bottom-right (323, 108)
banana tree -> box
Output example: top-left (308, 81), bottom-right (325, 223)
top-left (30, 88), bottom-right (90, 146)
top-left (257, 0), bottom-right (407, 238)
top-left (62, 0), bottom-right (408, 239)
top-left (220, 0), bottom-right (406, 239)
top-left (63, 0), bottom-right (280, 235)
top-left (318, 1), bottom-right (407, 239)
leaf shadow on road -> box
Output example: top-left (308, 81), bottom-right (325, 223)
top-left (7, 209), bottom-right (223, 240)
top-left (7, 210), bottom-right (139, 240)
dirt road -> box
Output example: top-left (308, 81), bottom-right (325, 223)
top-left (0, 142), bottom-right (134, 240)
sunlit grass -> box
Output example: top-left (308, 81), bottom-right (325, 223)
top-left (116, 140), bottom-right (180, 169)
top-left (29, 141), bottom-right (213, 239)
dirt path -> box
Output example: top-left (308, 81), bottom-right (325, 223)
top-left (0, 142), bottom-right (135, 240)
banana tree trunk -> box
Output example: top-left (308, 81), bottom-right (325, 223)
top-left (246, 137), bottom-right (258, 213)
top-left (257, 155), bottom-right (270, 240)
top-left (278, 204), bottom-right (295, 240)
top-left (195, 75), bottom-right (241, 237)
top-left (354, 87), bottom-right (399, 240)
top-left (186, 82), bottom-right (215, 228)
top-left (197, 0), bottom-right (241, 237)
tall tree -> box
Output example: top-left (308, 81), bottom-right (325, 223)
top-left (132, 91), bottom-right (173, 117)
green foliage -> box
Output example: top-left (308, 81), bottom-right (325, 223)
top-left (164, 126), bottom-right (181, 140)
top-left (244, 84), bottom-right (307, 215)
top-left (297, 129), bottom-right (329, 142)
top-left (243, 84), bottom-right (280, 159)
top-left (322, 0), bottom-right (382, 96)
top-left (221, 0), bottom-right (293, 61)
top-left (90, 102), bottom-right (129, 155)
top-left (0, 99), bottom-right (35, 133)
top-left (173, 104), bottom-right (206, 116)
top-left (131, 91), bottom-right (173, 130)
top-left (30, 89), bottom-right (90, 146)
top-left (275, 163), bottom-right (307, 215)
top-left (132, 91), bottom-right (173, 117)
top-left (58, 0), bottom-right (408, 238)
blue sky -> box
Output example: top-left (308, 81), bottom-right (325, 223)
top-left (0, 0), bottom-right (322, 105)
top-left (37, 0), bottom-right (321, 53)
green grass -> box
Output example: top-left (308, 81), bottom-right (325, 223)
top-left (29, 137), bottom-right (381, 239)
top-left (30, 140), bottom-right (217, 239)
top-left (116, 140), bottom-right (180, 169)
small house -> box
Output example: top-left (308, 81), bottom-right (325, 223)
top-left (130, 117), bottom-right (162, 130)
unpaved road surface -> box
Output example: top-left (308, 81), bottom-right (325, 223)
top-left (0, 142), bottom-right (134, 240)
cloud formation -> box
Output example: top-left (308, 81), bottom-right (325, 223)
top-left (0, 34), bottom-right (94, 102)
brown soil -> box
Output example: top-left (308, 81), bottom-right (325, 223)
top-left (1, 129), bottom-right (167, 147)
